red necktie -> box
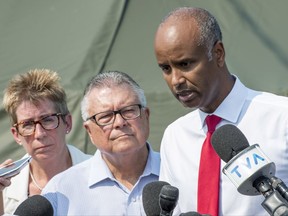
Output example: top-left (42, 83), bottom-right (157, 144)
top-left (197, 115), bottom-right (222, 216)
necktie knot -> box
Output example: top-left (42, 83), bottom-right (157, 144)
top-left (206, 115), bottom-right (222, 133)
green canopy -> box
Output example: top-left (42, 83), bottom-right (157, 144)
top-left (1, 0), bottom-right (287, 159)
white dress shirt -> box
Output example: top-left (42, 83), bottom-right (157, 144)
top-left (160, 77), bottom-right (288, 216)
top-left (42, 143), bottom-right (160, 216)
top-left (3, 144), bottom-right (91, 214)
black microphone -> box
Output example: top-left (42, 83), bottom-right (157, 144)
top-left (179, 212), bottom-right (202, 216)
top-left (159, 184), bottom-right (179, 216)
top-left (143, 181), bottom-right (170, 216)
top-left (143, 182), bottom-right (204, 216)
top-left (14, 195), bottom-right (53, 216)
top-left (179, 212), bottom-right (210, 216)
top-left (211, 124), bottom-right (276, 196)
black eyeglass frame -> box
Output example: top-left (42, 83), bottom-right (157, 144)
top-left (86, 104), bottom-right (144, 126)
top-left (13, 113), bottom-right (66, 137)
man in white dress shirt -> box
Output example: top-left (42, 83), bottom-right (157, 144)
top-left (154, 7), bottom-right (288, 216)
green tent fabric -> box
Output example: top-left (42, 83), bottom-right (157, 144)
top-left (1, 0), bottom-right (288, 160)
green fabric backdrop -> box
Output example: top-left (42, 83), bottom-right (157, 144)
top-left (1, 0), bottom-right (287, 160)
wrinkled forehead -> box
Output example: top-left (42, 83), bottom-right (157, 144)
top-left (87, 85), bottom-right (140, 110)
top-left (15, 99), bottom-right (57, 121)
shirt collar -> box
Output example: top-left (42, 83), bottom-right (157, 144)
top-left (199, 75), bottom-right (248, 129)
top-left (87, 143), bottom-right (159, 187)
top-left (88, 150), bottom-right (113, 187)
top-left (141, 142), bottom-right (160, 178)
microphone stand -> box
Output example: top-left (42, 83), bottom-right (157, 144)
top-left (270, 176), bottom-right (288, 202)
top-left (254, 177), bottom-right (288, 216)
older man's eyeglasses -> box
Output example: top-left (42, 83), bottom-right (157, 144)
top-left (14, 113), bottom-right (65, 137)
top-left (87, 104), bottom-right (143, 126)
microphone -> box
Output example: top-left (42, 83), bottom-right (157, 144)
top-left (142, 181), bottom-right (170, 216)
top-left (143, 181), bottom-right (208, 216)
top-left (179, 212), bottom-right (203, 216)
top-left (179, 212), bottom-right (210, 216)
top-left (159, 184), bottom-right (179, 216)
top-left (14, 195), bottom-right (53, 216)
top-left (211, 124), bottom-right (288, 215)
top-left (211, 124), bottom-right (276, 196)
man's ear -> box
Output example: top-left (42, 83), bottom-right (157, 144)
top-left (83, 123), bottom-right (93, 140)
top-left (213, 41), bottom-right (225, 67)
top-left (144, 107), bottom-right (150, 121)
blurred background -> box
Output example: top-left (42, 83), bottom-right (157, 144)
top-left (1, 0), bottom-right (287, 159)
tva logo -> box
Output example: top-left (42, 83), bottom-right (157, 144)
top-left (230, 153), bottom-right (265, 178)
top-left (223, 144), bottom-right (275, 195)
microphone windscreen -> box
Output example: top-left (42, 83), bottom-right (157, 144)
top-left (211, 124), bottom-right (249, 163)
top-left (159, 185), bottom-right (179, 212)
top-left (142, 181), bottom-right (170, 216)
top-left (179, 212), bottom-right (204, 216)
top-left (14, 195), bottom-right (53, 216)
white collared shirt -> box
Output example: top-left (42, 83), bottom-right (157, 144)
top-left (42, 143), bottom-right (160, 216)
top-left (160, 76), bottom-right (288, 216)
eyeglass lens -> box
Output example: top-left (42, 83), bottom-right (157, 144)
top-left (17, 114), bottom-right (60, 136)
top-left (94, 104), bottom-right (141, 126)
